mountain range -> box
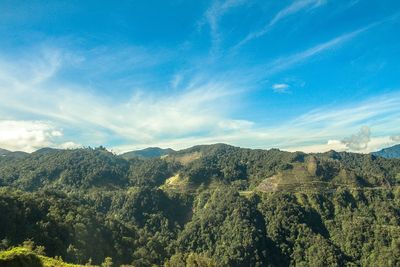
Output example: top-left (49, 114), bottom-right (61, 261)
top-left (3, 143), bottom-right (400, 159)
top-left (0, 143), bottom-right (399, 266)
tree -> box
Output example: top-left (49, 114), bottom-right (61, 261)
top-left (101, 257), bottom-right (113, 267)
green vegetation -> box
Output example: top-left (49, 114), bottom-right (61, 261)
top-left (0, 144), bottom-right (399, 266)
top-left (0, 246), bottom-right (84, 267)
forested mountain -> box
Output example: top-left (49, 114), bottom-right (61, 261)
top-left (372, 144), bottom-right (400, 159)
top-left (120, 147), bottom-right (175, 160)
top-left (0, 144), bottom-right (399, 266)
top-left (0, 148), bottom-right (29, 159)
top-left (0, 148), bottom-right (10, 156)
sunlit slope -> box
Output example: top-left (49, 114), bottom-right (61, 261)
top-left (1, 144), bottom-right (399, 193)
top-left (0, 247), bottom-right (84, 267)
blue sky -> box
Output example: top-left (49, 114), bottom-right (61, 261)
top-left (0, 0), bottom-right (400, 153)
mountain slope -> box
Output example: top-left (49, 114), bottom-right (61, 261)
top-left (372, 144), bottom-right (400, 158)
top-left (0, 148), bottom-right (10, 155)
top-left (0, 247), bottom-right (84, 267)
top-left (1, 144), bottom-right (399, 192)
top-left (120, 147), bottom-right (174, 159)
top-left (0, 148), bottom-right (29, 159)
top-left (0, 147), bottom-right (130, 190)
top-left (33, 147), bottom-right (60, 155)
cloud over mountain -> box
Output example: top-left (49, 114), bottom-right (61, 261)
top-left (341, 126), bottom-right (371, 151)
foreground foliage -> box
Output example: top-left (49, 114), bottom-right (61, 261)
top-left (0, 247), bottom-right (83, 267)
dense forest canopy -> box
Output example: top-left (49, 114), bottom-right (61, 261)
top-left (0, 144), bottom-right (399, 266)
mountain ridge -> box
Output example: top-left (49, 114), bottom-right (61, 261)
top-left (0, 148), bottom-right (29, 158)
top-left (0, 143), bottom-right (398, 192)
top-left (120, 147), bottom-right (175, 159)
top-left (372, 144), bottom-right (400, 158)
top-left (2, 142), bottom-right (400, 159)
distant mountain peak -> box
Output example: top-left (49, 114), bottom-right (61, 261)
top-left (372, 144), bottom-right (400, 159)
top-left (0, 148), bottom-right (29, 158)
top-left (33, 147), bottom-right (60, 155)
top-left (120, 147), bottom-right (175, 159)
top-left (0, 148), bottom-right (11, 154)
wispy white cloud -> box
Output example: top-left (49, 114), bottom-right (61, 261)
top-left (1, 46), bottom-right (399, 154)
top-left (285, 136), bottom-right (396, 154)
top-left (0, 46), bottom-right (250, 150)
top-left (293, 93), bottom-right (400, 130)
top-left (113, 92), bottom-right (400, 153)
top-left (264, 26), bottom-right (368, 75)
top-left (203, 0), bottom-right (248, 53)
top-left (272, 83), bottom-right (290, 93)
top-left (269, 94), bottom-right (400, 152)
top-left (285, 140), bottom-right (347, 153)
top-left (58, 141), bottom-right (81, 150)
top-left (250, 12), bottom-right (398, 79)
top-left (391, 135), bottom-right (400, 142)
top-left (180, 25), bottom-right (370, 99)
top-left (1, 27), bottom-right (399, 154)
top-left (270, 0), bottom-right (326, 25)
top-left (234, 0), bottom-right (327, 49)
top-left (0, 47), bottom-right (62, 86)
top-left (341, 125), bottom-right (371, 151)
top-left (76, 45), bottom-right (172, 77)
top-left (170, 73), bottom-right (183, 89)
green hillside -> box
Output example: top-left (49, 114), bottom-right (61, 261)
top-left (0, 148), bottom-right (29, 159)
top-left (0, 144), bottom-right (399, 266)
top-left (120, 147), bottom-right (175, 160)
top-left (0, 247), bottom-right (85, 267)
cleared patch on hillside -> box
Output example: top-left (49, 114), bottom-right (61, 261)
top-left (159, 173), bottom-right (190, 192)
top-left (256, 156), bottom-right (359, 193)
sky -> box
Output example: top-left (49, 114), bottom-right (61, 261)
top-left (0, 0), bottom-right (400, 153)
